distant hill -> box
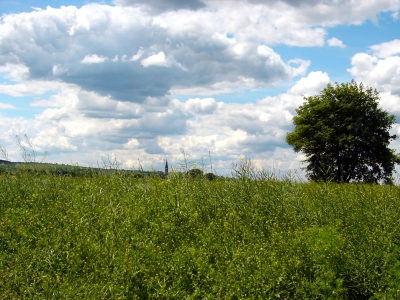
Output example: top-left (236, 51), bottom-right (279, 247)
top-left (0, 160), bottom-right (160, 177)
top-left (0, 159), bottom-right (14, 164)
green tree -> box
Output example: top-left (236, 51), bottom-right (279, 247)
top-left (187, 168), bottom-right (203, 178)
top-left (286, 81), bottom-right (400, 184)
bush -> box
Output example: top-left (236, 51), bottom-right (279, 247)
top-left (204, 172), bottom-right (217, 180)
top-left (187, 168), bottom-right (203, 178)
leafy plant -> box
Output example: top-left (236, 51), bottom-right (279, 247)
top-left (286, 81), bottom-right (400, 183)
top-left (187, 168), bottom-right (203, 178)
top-left (1, 162), bottom-right (400, 298)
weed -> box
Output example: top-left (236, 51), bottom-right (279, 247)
top-left (1, 161), bottom-right (400, 298)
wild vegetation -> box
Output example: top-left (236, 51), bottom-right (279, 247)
top-left (1, 160), bottom-right (400, 299)
top-left (286, 81), bottom-right (400, 184)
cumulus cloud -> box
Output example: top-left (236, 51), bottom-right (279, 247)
top-left (116, 0), bottom-right (400, 23)
top-left (370, 39), bottom-right (400, 58)
top-left (3, 0), bottom-right (395, 105)
top-left (288, 71), bottom-right (330, 96)
top-left (131, 48), bottom-right (144, 61)
top-left (379, 92), bottom-right (400, 120)
top-left (348, 44), bottom-right (400, 135)
top-left (81, 54), bottom-right (109, 64)
top-left (327, 37), bottom-right (346, 48)
top-left (0, 3), bottom-right (316, 104)
top-left (0, 64), bottom-right (29, 81)
top-left (124, 138), bottom-right (140, 149)
top-left (206, 0), bottom-right (400, 26)
top-left (0, 72), bottom-right (325, 173)
top-left (0, 80), bottom-right (71, 97)
top-left (187, 98), bottom-right (218, 114)
top-left (348, 52), bottom-right (400, 95)
top-left (141, 52), bottom-right (170, 67)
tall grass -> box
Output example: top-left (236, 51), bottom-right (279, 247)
top-left (1, 165), bottom-right (400, 298)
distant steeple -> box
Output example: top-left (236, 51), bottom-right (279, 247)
top-left (165, 159), bottom-right (168, 177)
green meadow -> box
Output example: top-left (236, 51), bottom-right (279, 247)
top-left (1, 164), bottom-right (400, 299)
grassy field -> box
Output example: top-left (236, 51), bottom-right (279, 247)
top-left (1, 164), bottom-right (400, 299)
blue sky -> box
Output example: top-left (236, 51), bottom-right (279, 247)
top-left (1, 0), bottom-right (112, 13)
top-left (0, 0), bottom-right (400, 175)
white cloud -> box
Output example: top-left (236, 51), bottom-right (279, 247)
top-left (179, 98), bottom-right (218, 114)
top-left (0, 80), bottom-right (71, 97)
top-left (0, 73), bottom-right (318, 174)
top-left (0, 103), bottom-right (15, 109)
top-left (124, 138), bottom-right (140, 149)
top-left (5, 0), bottom-right (394, 104)
top-left (348, 52), bottom-right (400, 95)
top-left (204, 0), bottom-right (400, 27)
top-left (0, 4), bottom-right (316, 102)
top-left (288, 59), bottom-right (311, 77)
top-left (379, 91), bottom-right (400, 118)
top-left (33, 128), bottom-right (78, 152)
top-left (327, 37), bottom-right (346, 48)
top-left (131, 48), bottom-right (144, 61)
top-left (81, 54), bottom-right (109, 64)
top-left (141, 52), bottom-right (170, 67)
top-left (370, 39), bottom-right (400, 58)
top-left (0, 64), bottom-right (29, 81)
top-left (347, 47), bottom-right (400, 141)
top-left (258, 45), bottom-right (279, 58)
top-left (288, 71), bottom-right (330, 96)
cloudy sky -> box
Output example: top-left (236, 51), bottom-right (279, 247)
top-left (1, 0), bottom-right (400, 175)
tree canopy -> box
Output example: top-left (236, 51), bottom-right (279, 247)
top-left (286, 81), bottom-right (400, 184)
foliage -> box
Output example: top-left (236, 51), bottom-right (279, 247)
top-left (204, 172), bottom-right (217, 181)
top-left (286, 81), bottom-right (400, 184)
top-left (1, 165), bottom-right (400, 298)
top-left (187, 168), bottom-right (203, 178)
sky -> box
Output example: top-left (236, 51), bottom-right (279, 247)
top-left (1, 0), bottom-right (400, 176)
